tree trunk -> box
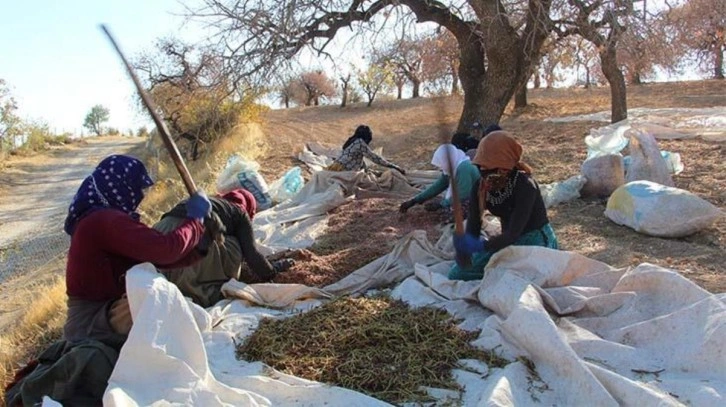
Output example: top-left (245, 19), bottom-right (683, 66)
top-left (629, 70), bottom-right (642, 85)
top-left (584, 67), bottom-right (591, 89)
top-left (284, 96), bottom-right (290, 108)
top-left (314, 96), bottom-right (320, 106)
top-left (341, 86), bottom-right (348, 108)
top-left (450, 64), bottom-right (460, 95)
top-left (456, 37), bottom-right (528, 132)
top-left (533, 71), bottom-right (541, 89)
top-left (396, 84), bottom-right (403, 99)
top-left (411, 79), bottom-right (421, 98)
top-left (715, 45), bottom-right (725, 79)
top-left (599, 46), bottom-right (628, 123)
top-left (367, 95), bottom-right (374, 107)
top-left (514, 84), bottom-right (527, 108)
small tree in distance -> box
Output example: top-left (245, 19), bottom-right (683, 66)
top-left (357, 64), bottom-right (394, 107)
top-left (83, 105), bottom-right (110, 136)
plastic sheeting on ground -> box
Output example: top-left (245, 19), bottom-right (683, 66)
top-left (544, 107), bottom-right (726, 141)
top-left (106, 227), bottom-right (724, 406)
top-left (252, 170), bottom-right (420, 255)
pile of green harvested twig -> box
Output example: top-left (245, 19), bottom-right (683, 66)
top-left (236, 296), bottom-right (509, 404)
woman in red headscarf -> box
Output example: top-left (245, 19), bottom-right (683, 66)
top-left (154, 188), bottom-right (294, 307)
top-left (450, 131), bottom-right (558, 281)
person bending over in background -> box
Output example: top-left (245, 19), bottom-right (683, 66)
top-left (326, 124), bottom-right (406, 174)
top-left (451, 132), bottom-right (480, 160)
top-left (154, 188), bottom-right (295, 308)
top-left (450, 132), bottom-right (558, 281)
top-left (63, 155), bottom-right (211, 347)
top-left (399, 144), bottom-right (480, 219)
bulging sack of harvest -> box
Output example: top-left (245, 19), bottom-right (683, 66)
top-left (625, 131), bottom-right (674, 187)
top-left (605, 181), bottom-right (722, 237)
top-left (580, 154), bottom-right (625, 198)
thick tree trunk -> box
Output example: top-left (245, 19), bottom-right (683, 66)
top-left (514, 84), bottom-right (527, 108)
top-left (600, 46), bottom-right (628, 123)
top-left (715, 45), bottom-right (725, 79)
top-left (456, 37), bottom-right (529, 131)
top-left (411, 79), bottom-right (421, 98)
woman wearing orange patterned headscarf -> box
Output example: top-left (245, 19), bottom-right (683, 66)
top-left (450, 131), bottom-right (558, 281)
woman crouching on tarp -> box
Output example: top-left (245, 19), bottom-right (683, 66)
top-left (326, 124), bottom-right (406, 175)
top-left (399, 144), bottom-right (480, 220)
top-left (450, 131), bottom-right (558, 281)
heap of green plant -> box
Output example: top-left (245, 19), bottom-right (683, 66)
top-left (237, 296), bottom-right (509, 404)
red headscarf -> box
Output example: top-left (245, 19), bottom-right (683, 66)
top-left (221, 188), bottom-right (257, 219)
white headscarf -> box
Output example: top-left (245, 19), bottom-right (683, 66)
top-left (430, 144), bottom-right (470, 199)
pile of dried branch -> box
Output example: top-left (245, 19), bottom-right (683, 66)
top-left (237, 296), bottom-right (508, 404)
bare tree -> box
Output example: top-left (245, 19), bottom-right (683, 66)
top-left (539, 35), bottom-right (575, 88)
top-left (421, 30), bottom-right (461, 96)
top-left (187, 0), bottom-right (555, 130)
top-left (295, 71), bottom-right (338, 106)
top-left (134, 38), bottom-right (239, 160)
top-left (278, 76), bottom-right (302, 108)
top-left (558, 0), bottom-right (637, 122)
top-left (340, 73), bottom-right (352, 107)
top-left (668, 0), bottom-right (725, 79)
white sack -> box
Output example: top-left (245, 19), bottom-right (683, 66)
top-left (581, 154), bottom-right (625, 198)
top-left (540, 175), bottom-right (587, 208)
top-left (605, 180), bottom-right (722, 237)
top-left (625, 131), bottom-right (674, 187)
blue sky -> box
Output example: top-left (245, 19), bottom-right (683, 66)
top-left (0, 0), bottom-right (202, 134)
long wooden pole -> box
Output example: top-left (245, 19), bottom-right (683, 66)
top-left (100, 24), bottom-right (197, 196)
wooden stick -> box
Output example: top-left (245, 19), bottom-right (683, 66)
top-left (100, 24), bottom-right (197, 197)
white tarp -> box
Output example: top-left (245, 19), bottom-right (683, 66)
top-left (544, 107), bottom-right (726, 141)
top-left (252, 170), bottom-right (420, 255)
top-left (104, 136), bottom-right (723, 405)
top-left (107, 234), bottom-right (724, 406)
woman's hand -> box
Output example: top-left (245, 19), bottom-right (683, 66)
top-left (399, 199), bottom-right (417, 213)
top-left (453, 233), bottom-right (487, 255)
top-left (186, 191), bottom-right (212, 220)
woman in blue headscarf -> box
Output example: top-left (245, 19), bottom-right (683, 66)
top-left (63, 154), bottom-right (211, 347)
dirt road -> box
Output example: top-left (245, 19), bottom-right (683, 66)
top-left (0, 137), bottom-right (144, 284)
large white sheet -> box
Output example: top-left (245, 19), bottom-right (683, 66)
top-left (105, 139), bottom-right (723, 405)
top-left (107, 234), bottom-right (724, 406)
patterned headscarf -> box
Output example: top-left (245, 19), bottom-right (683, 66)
top-left (472, 132), bottom-right (532, 214)
top-left (64, 155), bottom-right (154, 235)
top-left (221, 188), bottom-right (258, 219)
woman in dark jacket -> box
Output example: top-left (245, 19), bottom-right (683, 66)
top-left (451, 131), bottom-right (558, 281)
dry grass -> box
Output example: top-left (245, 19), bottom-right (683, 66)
top-left (0, 258), bottom-right (67, 392)
top-left (237, 296), bottom-right (508, 404)
top-left (138, 122), bottom-right (268, 224)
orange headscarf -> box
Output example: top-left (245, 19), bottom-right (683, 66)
top-left (471, 131), bottom-right (532, 213)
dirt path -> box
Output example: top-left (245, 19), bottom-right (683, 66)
top-left (0, 137), bottom-right (144, 284)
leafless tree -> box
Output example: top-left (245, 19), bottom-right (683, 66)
top-left (185, 0), bottom-right (555, 130)
top-left (668, 0), bottom-right (725, 79)
top-left (340, 73), bottom-right (352, 107)
top-left (556, 0), bottom-right (638, 122)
